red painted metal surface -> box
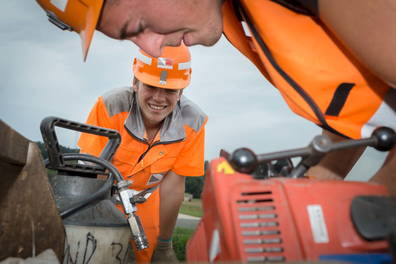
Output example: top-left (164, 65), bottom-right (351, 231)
top-left (186, 158), bottom-right (389, 263)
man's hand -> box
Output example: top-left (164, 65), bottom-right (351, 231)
top-left (151, 239), bottom-right (179, 263)
top-left (306, 129), bottom-right (365, 180)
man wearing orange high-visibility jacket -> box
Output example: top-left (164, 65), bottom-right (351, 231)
top-left (220, 1), bottom-right (396, 189)
top-left (78, 44), bottom-right (207, 263)
top-left (37, 0), bottom-right (396, 194)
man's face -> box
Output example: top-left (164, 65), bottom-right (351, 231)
top-left (97, 0), bottom-right (223, 57)
top-left (133, 81), bottom-right (182, 128)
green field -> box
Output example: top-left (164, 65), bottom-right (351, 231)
top-left (174, 199), bottom-right (202, 260)
top-left (173, 227), bottom-right (196, 261)
top-left (179, 198), bottom-right (203, 217)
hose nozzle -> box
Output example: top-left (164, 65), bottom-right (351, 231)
top-left (128, 213), bottom-right (149, 250)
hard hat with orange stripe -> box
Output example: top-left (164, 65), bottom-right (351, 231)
top-left (133, 44), bottom-right (192, 90)
top-left (36, 0), bottom-right (104, 61)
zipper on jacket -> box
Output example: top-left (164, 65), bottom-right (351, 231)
top-left (138, 143), bottom-right (151, 162)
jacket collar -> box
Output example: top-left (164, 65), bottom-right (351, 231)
top-left (124, 92), bottom-right (185, 143)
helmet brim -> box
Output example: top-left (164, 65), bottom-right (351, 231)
top-left (80, 0), bottom-right (104, 61)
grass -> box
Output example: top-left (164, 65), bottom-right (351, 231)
top-left (174, 199), bottom-right (202, 260)
top-left (179, 198), bottom-right (203, 217)
top-left (173, 227), bottom-right (195, 261)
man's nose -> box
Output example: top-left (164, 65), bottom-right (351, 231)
top-left (151, 88), bottom-right (166, 100)
top-left (130, 31), bottom-right (164, 58)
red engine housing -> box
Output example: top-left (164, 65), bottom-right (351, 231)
top-left (186, 158), bottom-right (389, 263)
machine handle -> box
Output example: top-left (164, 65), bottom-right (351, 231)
top-left (228, 127), bottom-right (396, 177)
top-left (40, 116), bottom-right (121, 172)
top-left (40, 117), bottom-right (149, 248)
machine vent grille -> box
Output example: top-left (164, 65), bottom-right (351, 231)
top-left (237, 191), bottom-right (285, 263)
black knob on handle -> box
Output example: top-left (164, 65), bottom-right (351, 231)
top-left (229, 148), bottom-right (258, 174)
top-left (373, 127), bottom-right (396, 151)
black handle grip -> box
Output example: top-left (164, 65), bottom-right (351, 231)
top-left (40, 116), bottom-right (121, 172)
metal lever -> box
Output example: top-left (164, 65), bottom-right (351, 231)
top-left (228, 127), bottom-right (396, 178)
top-left (289, 127), bottom-right (395, 178)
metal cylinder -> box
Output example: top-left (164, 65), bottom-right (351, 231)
top-left (49, 174), bottom-right (134, 264)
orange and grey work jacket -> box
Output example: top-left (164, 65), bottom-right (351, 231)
top-left (78, 87), bottom-right (207, 190)
top-left (223, 0), bottom-right (396, 139)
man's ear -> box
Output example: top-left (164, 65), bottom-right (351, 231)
top-left (132, 78), bottom-right (139, 92)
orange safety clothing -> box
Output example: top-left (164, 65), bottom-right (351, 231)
top-left (78, 87), bottom-right (207, 262)
top-left (223, 0), bottom-right (396, 139)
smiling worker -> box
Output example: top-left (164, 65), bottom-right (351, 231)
top-left (78, 44), bottom-right (207, 263)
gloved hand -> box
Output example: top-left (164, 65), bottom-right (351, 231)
top-left (151, 238), bottom-right (179, 263)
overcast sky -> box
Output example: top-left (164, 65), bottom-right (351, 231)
top-left (0, 1), bottom-right (386, 181)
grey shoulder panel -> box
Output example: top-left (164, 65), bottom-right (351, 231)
top-left (102, 87), bottom-right (133, 117)
top-left (179, 96), bottom-right (207, 132)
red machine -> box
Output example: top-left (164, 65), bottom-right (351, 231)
top-left (187, 128), bottom-right (396, 263)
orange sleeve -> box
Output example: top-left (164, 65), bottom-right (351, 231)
top-left (77, 97), bottom-right (114, 157)
top-left (172, 118), bottom-right (207, 177)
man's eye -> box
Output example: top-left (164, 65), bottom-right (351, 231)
top-left (165, 89), bottom-right (178, 94)
top-left (120, 21), bottom-right (144, 39)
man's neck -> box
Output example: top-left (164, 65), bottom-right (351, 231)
top-left (144, 121), bottom-right (163, 144)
